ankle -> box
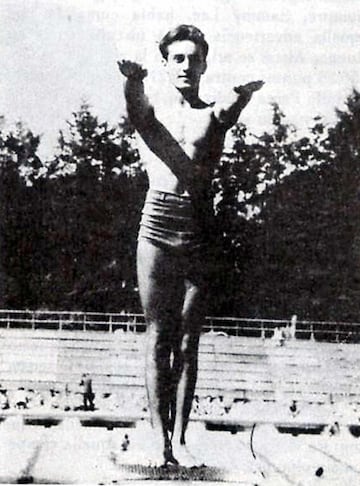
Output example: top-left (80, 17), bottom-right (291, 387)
top-left (163, 441), bottom-right (179, 466)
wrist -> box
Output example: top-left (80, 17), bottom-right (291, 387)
top-left (127, 73), bottom-right (146, 82)
top-left (233, 85), bottom-right (248, 95)
top-left (233, 86), bottom-right (251, 105)
top-left (127, 67), bottom-right (147, 82)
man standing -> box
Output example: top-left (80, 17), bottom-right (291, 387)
top-left (80, 373), bottom-right (95, 411)
top-left (118, 24), bottom-right (263, 466)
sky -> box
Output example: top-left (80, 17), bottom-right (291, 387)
top-left (1, 0), bottom-right (360, 159)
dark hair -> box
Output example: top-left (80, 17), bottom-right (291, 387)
top-left (159, 24), bottom-right (209, 60)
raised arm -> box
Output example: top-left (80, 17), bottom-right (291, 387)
top-left (117, 60), bottom-right (155, 129)
top-left (117, 59), bottom-right (193, 193)
top-left (213, 80), bottom-right (264, 131)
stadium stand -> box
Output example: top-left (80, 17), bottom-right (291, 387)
top-left (0, 310), bottom-right (359, 432)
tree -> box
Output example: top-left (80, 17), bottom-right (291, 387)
top-left (323, 89), bottom-right (360, 320)
top-left (41, 103), bottom-right (147, 311)
top-left (2, 92), bottom-right (360, 322)
top-left (213, 104), bottom-right (335, 319)
top-left (0, 121), bottom-right (44, 307)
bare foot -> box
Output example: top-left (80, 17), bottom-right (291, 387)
top-left (146, 445), bottom-right (179, 468)
top-left (163, 443), bottom-right (179, 467)
top-left (147, 440), bottom-right (168, 468)
top-left (171, 444), bottom-right (205, 468)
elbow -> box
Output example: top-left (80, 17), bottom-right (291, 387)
top-left (216, 109), bottom-right (238, 130)
top-left (126, 106), bottom-right (140, 126)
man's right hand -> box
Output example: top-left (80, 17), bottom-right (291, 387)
top-left (117, 60), bottom-right (148, 80)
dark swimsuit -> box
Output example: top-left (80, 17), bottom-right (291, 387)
top-left (138, 189), bottom-right (205, 253)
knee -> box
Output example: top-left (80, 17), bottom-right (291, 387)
top-left (181, 291), bottom-right (206, 330)
top-left (181, 308), bottom-right (204, 338)
top-left (146, 322), bottom-right (172, 357)
top-left (180, 332), bottom-right (200, 358)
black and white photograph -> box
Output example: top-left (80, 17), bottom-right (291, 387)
top-left (0, 0), bottom-right (360, 484)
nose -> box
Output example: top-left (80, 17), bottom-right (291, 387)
top-left (182, 57), bottom-right (190, 72)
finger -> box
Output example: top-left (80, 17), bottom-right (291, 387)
top-left (244, 80), bottom-right (265, 92)
top-left (253, 80), bottom-right (265, 90)
top-left (117, 62), bottom-right (126, 74)
top-left (117, 60), bottom-right (129, 70)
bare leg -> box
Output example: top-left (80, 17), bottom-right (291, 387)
top-left (137, 239), bottom-right (183, 465)
top-left (171, 276), bottom-right (206, 466)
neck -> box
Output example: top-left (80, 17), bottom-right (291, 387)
top-left (175, 87), bottom-right (201, 107)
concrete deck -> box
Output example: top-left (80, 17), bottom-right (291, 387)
top-left (0, 416), bottom-right (359, 485)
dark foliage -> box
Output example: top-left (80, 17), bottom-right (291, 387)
top-left (1, 92), bottom-right (360, 321)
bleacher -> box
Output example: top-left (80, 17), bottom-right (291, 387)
top-left (0, 309), bottom-right (359, 432)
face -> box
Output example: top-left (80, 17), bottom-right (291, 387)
top-left (163, 40), bottom-right (207, 92)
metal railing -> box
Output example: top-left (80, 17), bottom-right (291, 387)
top-left (0, 309), bottom-right (360, 343)
top-left (0, 309), bottom-right (146, 333)
top-left (204, 316), bottom-right (360, 342)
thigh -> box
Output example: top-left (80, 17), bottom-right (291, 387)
top-left (137, 239), bottom-right (184, 329)
top-left (182, 252), bottom-right (208, 335)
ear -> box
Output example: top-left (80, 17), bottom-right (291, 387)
top-left (201, 60), bottom-right (207, 75)
top-left (161, 58), bottom-right (168, 67)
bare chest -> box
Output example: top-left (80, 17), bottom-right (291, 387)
top-left (155, 104), bottom-right (216, 150)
